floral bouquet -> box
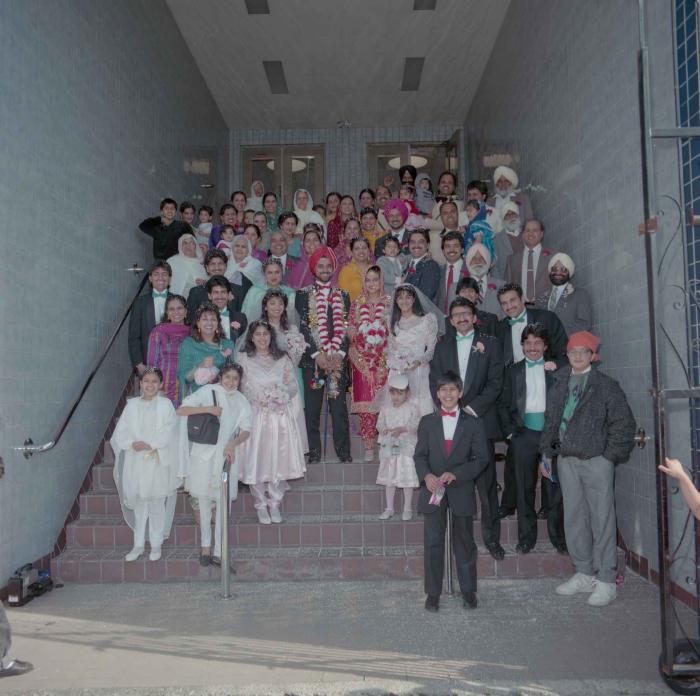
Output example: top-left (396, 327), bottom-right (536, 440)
top-left (262, 384), bottom-right (290, 414)
top-left (285, 331), bottom-right (309, 364)
top-left (359, 319), bottom-right (388, 348)
top-left (387, 348), bottom-right (416, 374)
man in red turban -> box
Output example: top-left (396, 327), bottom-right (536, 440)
top-left (308, 245), bottom-right (338, 276)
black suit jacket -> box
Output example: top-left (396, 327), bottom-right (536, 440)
top-left (496, 307), bottom-right (567, 367)
top-left (498, 359), bottom-right (554, 437)
top-left (138, 217), bottom-right (190, 260)
top-left (414, 412), bottom-right (489, 516)
top-left (403, 257), bottom-right (441, 303)
top-left (295, 286), bottom-right (351, 370)
top-left (220, 306), bottom-right (248, 344)
top-left (185, 277), bottom-right (250, 323)
top-left (429, 330), bottom-right (504, 439)
top-left (128, 293), bottom-right (171, 368)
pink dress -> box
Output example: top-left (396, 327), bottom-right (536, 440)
top-left (387, 314), bottom-right (438, 416)
top-left (376, 400), bottom-right (420, 488)
top-left (236, 353), bottom-right (306, 485)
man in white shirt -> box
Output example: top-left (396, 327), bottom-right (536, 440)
top-left (504, 218), bottom-right (553, 302)
top-left (436, 231), bottom-right (468, 314)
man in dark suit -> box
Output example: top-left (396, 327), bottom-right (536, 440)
top-left (430, 298), bottom-right (505, 561)
top-left (128, 261), bottom-right (172, 376)
top-left (268, 230), bottom-right (300, 285)
top-left (414, 370), bottom-right (490, 612)
top-left (139, 198), bottom-right (190, 260)
top-left (496, 283), bottom-right (568, 518)
top-left (504, 218), bottom-right (554, 302)
top-left (455, 277), bottom-right (499, 336)
top-left (436, 231), bottom-right (469, 315)
top-left (186, 249), bottom-right (249, 322)
top-left (374, 199), bottom-right (410, 257)
top-left (403, 229), bottom-right (441, 303)
top-left (295, 247), bottom-right (352, 463)
top-left (204, 276), bottom-right (247, 344)
top-left (498, 323), bottom-right (566, 554)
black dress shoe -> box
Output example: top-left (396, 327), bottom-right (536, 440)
top-left (199, 553), bottom-right (211, 567)
top-left (0, 660), bottom-right (33, 678)
top-left (308, 452), bottom-right (321, 464)
top-left (424, 595), bottom-right (440, 612)
top-left (536, 507), bottom-right (548, 520)
top-left (554, 543), bottom-right (568, 555)
top-left (462, 591), bottom-right (477, 609)
top-left (486, 542), bottom-right (505, 561)
top-left (496, 505), bottom-right (515, 519)
top-left (339, 454), bottom-right (353, 463)
top-left (515, 541), bottom-right (535, 554)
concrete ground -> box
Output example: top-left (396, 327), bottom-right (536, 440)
top-left (0, 575), bottom-right (686, 695)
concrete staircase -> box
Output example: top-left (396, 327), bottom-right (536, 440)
top-left (51, 416), bottom-right (578, 583)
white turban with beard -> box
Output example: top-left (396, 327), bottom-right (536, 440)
top-left (466, 243), bottom-right (492, 278)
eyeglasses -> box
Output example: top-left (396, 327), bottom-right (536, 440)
top-left (567, 349), bottom-right (592, 357)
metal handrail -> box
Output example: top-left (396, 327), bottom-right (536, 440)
top-left (13, 264), bottom-right (147, 459)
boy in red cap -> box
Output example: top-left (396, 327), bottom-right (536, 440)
top-left (540, 331), bottom-right (636, 606)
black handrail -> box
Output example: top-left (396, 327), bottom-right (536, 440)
top-left (13, 265), bottom-right (148, 459)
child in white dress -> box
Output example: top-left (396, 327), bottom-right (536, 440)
top-left (110, 368), bottom-right (179, 562)
top-left (376, 374), bottom-right (420, 521)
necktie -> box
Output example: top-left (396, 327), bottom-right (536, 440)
top-left (456, 331), bottom-right (474, 342)
top-left (526, 249), bottom-right (535, 300)
top-left (479, 279), bottom-right (485, 297)
top-left (440, 409), bottom-right (457, 417)
top-left (152, 291), bottom-right (167, 299)
top-left (507, 314), bottom-right (526, 326)
top-left (445, 264), bottom-right (454, 313)
top-left (526, 358), bottom-right (545, 367)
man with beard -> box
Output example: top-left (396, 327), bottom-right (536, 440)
top-left (431, 171), bottom-right (465, 218)
top-left (296, 247), bottom-right (352, 463)
top-left (504, 218), bottom-right (554, 302)
top-left (464, 243), bottom-right (504, 318)
top-left (492, 201), bottom-right (524, 279)
top-left (535, 253), bottom-right (593, 335)
top-left (375, 185), bottom-right (392, 231)
top-left (486, 166), bottom-right (533, 221)
top-left (375, 200), bottom-right (410, 257)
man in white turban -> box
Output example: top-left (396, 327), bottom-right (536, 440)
top-left (535, 252), bottom-right (593, 335)
top-left (487, 166), bottom-right (533, 221)
top-left (465, 243), bottom-right (505, 318)
top-left (492, 200), bottom-right (524, 279)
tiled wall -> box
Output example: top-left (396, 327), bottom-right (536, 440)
top-left (0, 0), bottom-right (228, 585)
top-left (466, 0), bottom-right (691, 585)
top-left (229, 126), bottom-right (462, 200)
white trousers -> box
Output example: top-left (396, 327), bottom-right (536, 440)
top-left (198, 497), bottom-right (222, 557)
top-left (249, 481), bottom-right (289, 510)
top-left (133, 498), bottom-right (166, 549)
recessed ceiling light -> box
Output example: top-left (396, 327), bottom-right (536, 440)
top-left (388, 155), bottom-right (428, 170)
top-left (267, 159), bottom-right (307, 172)
top-left (401, 57), bottom-right (425, 91)
top-left (245, 0), bottom-right (270, 14)
top-left (263, 61), bottom-right (289, 94)
top-left (413, 0), bottom-right (437, 10)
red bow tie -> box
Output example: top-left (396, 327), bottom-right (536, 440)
top-left (440, 409), bottom-right (457, 417)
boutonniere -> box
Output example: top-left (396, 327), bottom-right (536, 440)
top-left (517, 200), bottom-right (522, 206)
top-left (221, 348), bottom-right (233, 358)
top-left (472, 341), bottom-right (485, 354)
top-left (286, 259), bottom-right (294, 269)
top-left (544, 361), bottom-right (557, 371)
top-left (542, 249), bottom-right (551, 257)
top-left (239, 261), bottom-right (247, 268)
top-left (487, 283), bottom-right (497, 290)
top-left (231, 321), bottom-right (241, 330)
top-left (407, 266), bottom-right (416, 275)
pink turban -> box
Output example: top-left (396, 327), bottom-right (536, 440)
top-left (309, 246), bottom-right (338, 274)
top-left (384, 199), bottom-right (409, 224)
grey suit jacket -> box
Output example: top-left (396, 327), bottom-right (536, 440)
top-left (504, 247), bottom-right (553, 301)
top-left (493, 232), bottom-right (523, 280)
top-left (535, 285), bottom-right (593, 336)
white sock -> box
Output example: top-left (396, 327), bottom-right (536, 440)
top-left (402, 488), bottom-right (414, 512)
top-left (385, 486), bottom-right (396, 511)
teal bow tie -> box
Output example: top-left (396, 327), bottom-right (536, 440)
top-left (456, 331), bottom-right (474, 342)
top-left (220, 308), bottom-right (229, 316)
top-left (526, 358), bottom-right (545, 367)
top-left (152, 291), bottom-right (168, 299)
top-left (507, 314), bottom-right (526, 326)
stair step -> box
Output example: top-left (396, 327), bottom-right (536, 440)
top-left (51, 545), bottom-right (578, 583)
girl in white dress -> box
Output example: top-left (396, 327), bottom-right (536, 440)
top-left (110, 368), bottom-right (179, 562)
top-left (236, 320), bottom-right (306, 524)
top-left (177, 363), bottom-right (252, 567)
top-left (376, 374), bottom-right (420, 521)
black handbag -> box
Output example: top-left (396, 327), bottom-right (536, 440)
top-left (187, 391), bottom-right (220, 444)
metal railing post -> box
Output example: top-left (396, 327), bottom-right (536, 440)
top-left (444, 508), bottom-right (454, 594)
top-left (220, 462), bottom-right (231, 600)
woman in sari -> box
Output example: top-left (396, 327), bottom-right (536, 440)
top-left (338, 236), bottom-right (373, 302)
top-left (333, 217), bottom-right (370, 272)
top-left (263, 192), bottom-right (282, 234)
top-left (348, 266), bottom-right (392, 461)
top-left (167, 234), bottom-right (206, 297)
top-left (325, 191), bottom-right (341, 226)
top-left (286, 224), bottom-right (323, 289)
top-left (146, 295), bottom-right (190, 406)
top-left (327, 195), bottom-right (357, 249)
top-left (240, 258), bottom-right (296, 323)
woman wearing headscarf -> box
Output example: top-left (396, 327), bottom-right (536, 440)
top-left (286, 224), bottom-right (324, 289)
top-left (225, 235), bottom-right (264, 288)
top-left (327, 195), bottom-right (358, 249)
top-left (167, 233), bottom-right (207, 297)
top-left (293, 189), bottom-right (326, 237)
top-left (263, 192), bottom-right (282, 234)
top-left (249, 180), bottom-right (265, 212)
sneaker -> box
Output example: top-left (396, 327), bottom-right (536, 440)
top-left (401, 509), bottom-right (413, 521)
top-left (379, 508), bottom-right (394, 520)
top-left (149, 547), bottom-right (162, 562)
top-left (269, 506), bottom-right (282, 524)
top-left (125, 547), bottom-right (144, 562)
top-left (555, 572), bottom-right (596, 596)
top-left (587, 580), bottom-right (617, 606)
top-left (364, 449), bottom-right (374, 462)
top-left (256, 507), bottom-right (272, 524)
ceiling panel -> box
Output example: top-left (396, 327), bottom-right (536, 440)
top-left (165, 0), bottom-right (510, 129)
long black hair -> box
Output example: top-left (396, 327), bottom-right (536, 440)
top-left (390, 284), bottom-right (425, 335)
top-left (261, 289), bottom-right (290, 331)
top-left (242, 319), bottom-right (286, 360)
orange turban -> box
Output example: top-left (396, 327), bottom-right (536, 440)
top-left (567, 331), bottom-right (601, 361)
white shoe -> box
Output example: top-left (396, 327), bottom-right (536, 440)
top-left (379, 508), bottom-right (394, 520)
top-left (587, 580), bottom-right (617, 606)
top-left (555, 572), bottom-right (596, 595)
top-left (149, 547), bottom-right (162, 562)
top-left (125, 547), bottom-right (144, 562)
top-left (402, 509), bottom-right (413, 521)
top-left (269, 506), bottom-right (282, 524)
top-left (256, 507), bottom-right (272, 524)
top-left (364, 449), bottom-right (374, 462)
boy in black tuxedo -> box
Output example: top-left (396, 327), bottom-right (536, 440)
top-left (414, 371), bottom-right (489, 612)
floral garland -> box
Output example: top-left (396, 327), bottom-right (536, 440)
top-left (308, 287), bottom-right (346, 353)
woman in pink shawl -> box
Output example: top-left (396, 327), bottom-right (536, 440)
top-left (333, 217), bottom-right (376, 272)
top-left (286, 223), bottom-right (324, 289)
top-left (327, 195), bottom-right (358, 249)
top-left (146, 295), bottom-right (190, 406)
top-left (348, 266), bottom-right (391, 461)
